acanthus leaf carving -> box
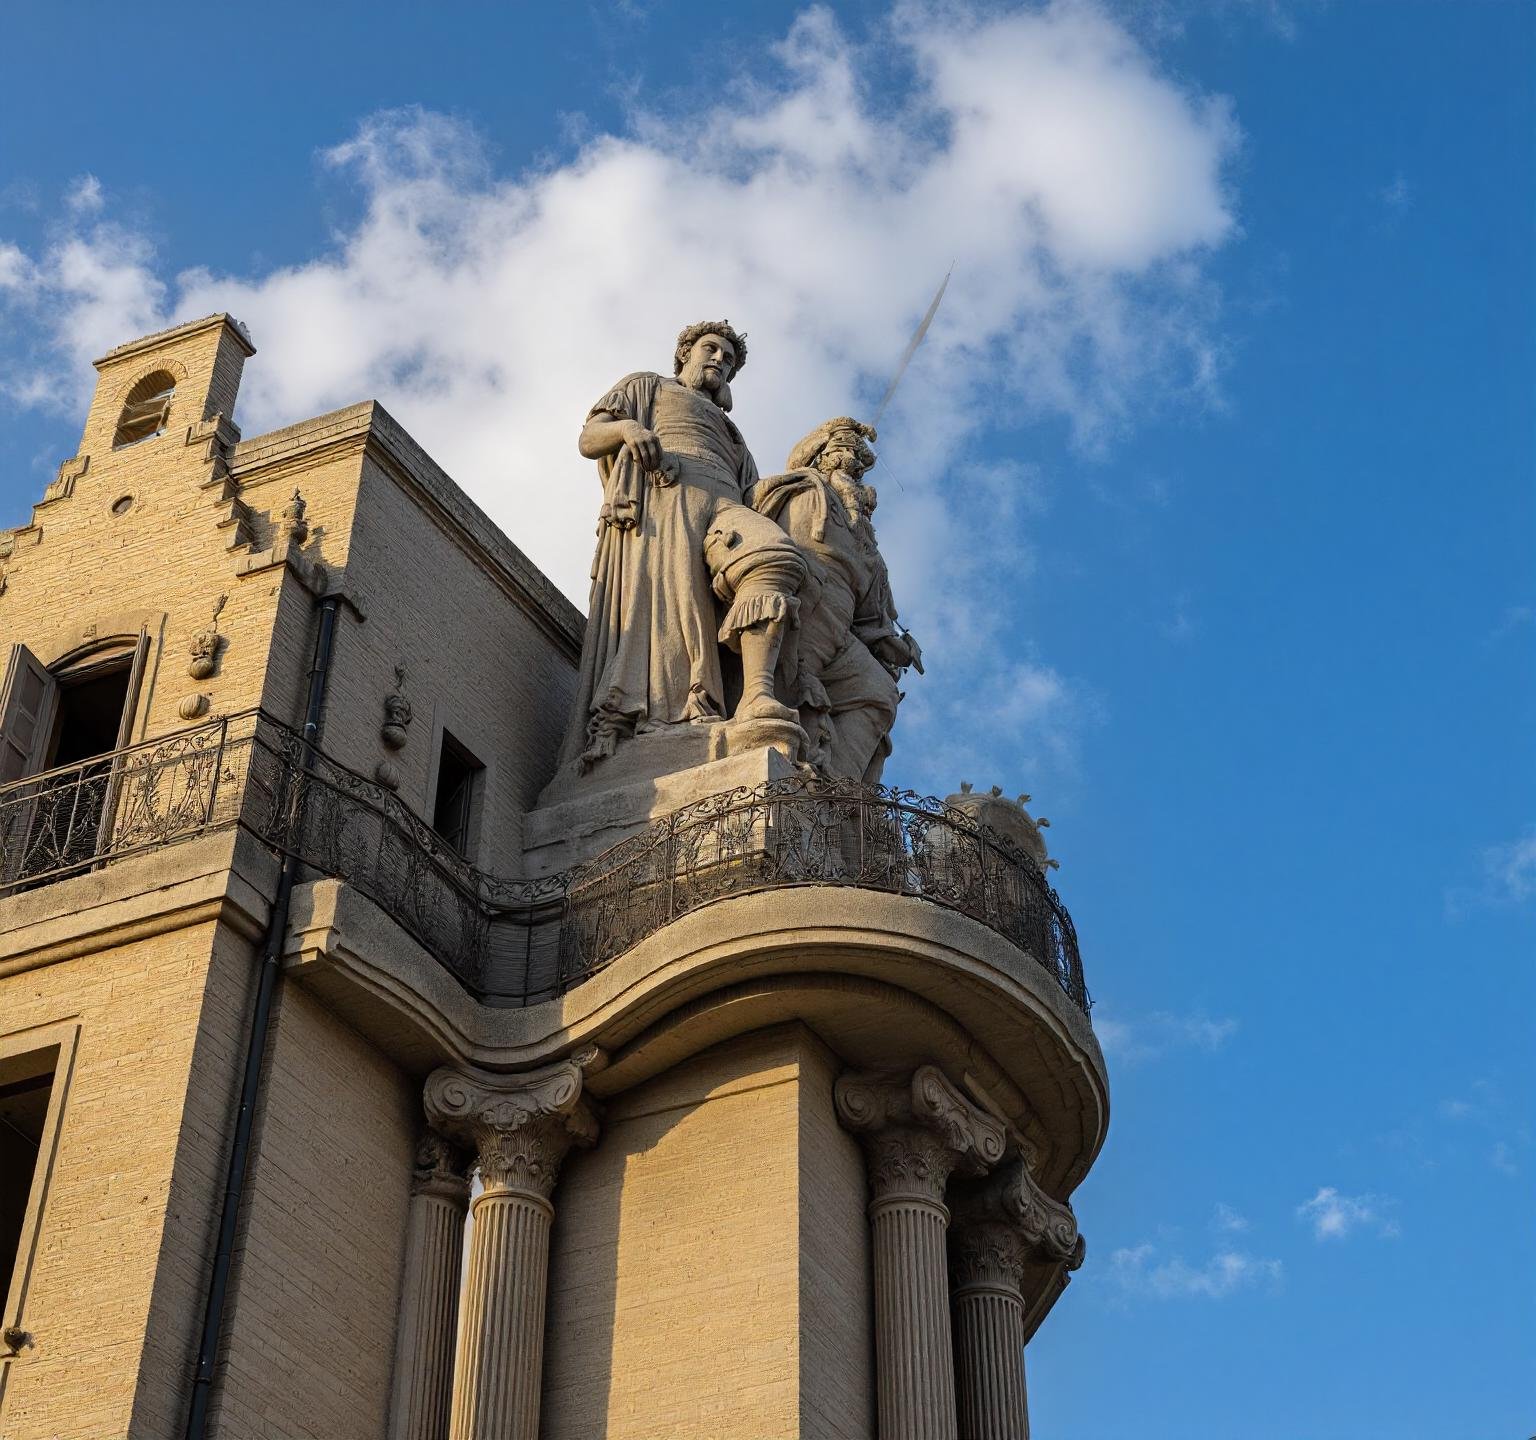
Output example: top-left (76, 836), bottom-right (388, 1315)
top-left (835, 1066), bottom-right (1007, 1202)
top-left (423, 1058), bottom-right (599, 1201)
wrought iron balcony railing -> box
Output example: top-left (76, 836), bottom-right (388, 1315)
top-left (0, 713), bottom-right (1090, 1015)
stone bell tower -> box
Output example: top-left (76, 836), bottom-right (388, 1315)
top-left (0, 315), bottom-right (1106, 1440)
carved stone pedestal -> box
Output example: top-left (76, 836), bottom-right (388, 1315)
top-left (424, 1059), bottom-right (598, 1440)
top-left (836, 1066), bottom-right (1006, 1440)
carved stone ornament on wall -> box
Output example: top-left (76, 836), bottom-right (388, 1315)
top-left (382, 665), bottom-right (413, 749)
top-left (374, 664), bottom-right (413, 789)
top-left (280, 488), bottom-right (309, 546)
top-left (187, 594), bottom-right (228, 680)
top-left (410, 1130), bottom-right (472, 1204)
top-left (178, 693), bottom-right (210, 721)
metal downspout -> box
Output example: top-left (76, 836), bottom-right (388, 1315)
top-left (183, 595), bottom-right (339, 1440)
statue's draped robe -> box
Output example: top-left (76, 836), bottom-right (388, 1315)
top-left (561, 373), bottom-right (763, 767)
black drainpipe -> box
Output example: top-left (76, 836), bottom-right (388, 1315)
top-left (184, 595), bottom-right (339, 1440)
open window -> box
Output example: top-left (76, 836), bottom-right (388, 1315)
top-left (0, 634), bottom-right (149, 887)
top-left (431, 730), bottom-right (484, 860)
top-left (112, 371), bottom-right (177, 448)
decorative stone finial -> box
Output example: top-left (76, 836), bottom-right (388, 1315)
top-left (944, 783), bottom-right (1056, 870)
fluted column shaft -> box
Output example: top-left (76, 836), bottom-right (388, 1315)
top-left (836, 1067), bottom-right (1007, 1440)
top-left (388, 1133), bottom-right (471, 1440)
top-left (450, 1182), bottom-right (553, 1440)
top-left (867, 1140), bottom-right (962, 1440)
top-left (423, 1059), bottom-right (598, 1440)
top-left (950, 1226), bottom-right (1029, 1440)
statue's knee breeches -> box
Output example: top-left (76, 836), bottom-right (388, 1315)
top-left (705, 501), bottom-right (808, 646)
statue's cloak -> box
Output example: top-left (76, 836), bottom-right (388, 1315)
top-left (560, 372), bottom-right (759, 767)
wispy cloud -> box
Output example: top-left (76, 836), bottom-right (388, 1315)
top-left (63, 174), bottom-right (104, 216)
top-left (1433, 1080), bottom-right (1528, 1178)
top-left (1480, 830), bottom-right (1536, 905)
top-left (1444, 825), bottom-right (1536, 916)
top-left (1094, 1009), bottom-right (1238, 1065)
top-left (1295, 1187), bottom-right (1400, 1242)
top-left (1110, 1241), bottom-right (1282, 1300)
top-left (1377, 173), bottom-right (1411, 212)
top-left (1212, 1202), bottom-right (1250, 1234)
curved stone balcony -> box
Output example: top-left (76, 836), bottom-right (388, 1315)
top-left (0, 710), bottom-right (1091, 1018)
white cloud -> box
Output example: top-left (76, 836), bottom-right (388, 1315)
top-left (1481, 830), bottom-right (1536, 905)
top-left (1295, 1186), bottom-right (1400, 1242)
top-left (1212, 1202), bottom-right (1249, 1234)
top-left (1094, 1009), bottom-right (1238, 1064)
top-left (63, 174), bottom-right (105, 216)
top-left (0, 2), bottom-right (1239, 793)
top-left (1110, 1241), bottom-right (1282, 1300)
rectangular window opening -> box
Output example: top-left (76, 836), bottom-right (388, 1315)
top-left (0, 1047), bottom-right (58, 1314)
top-left (431, 731), bottom-right (483, 859)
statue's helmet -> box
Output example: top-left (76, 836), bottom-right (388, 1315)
top-left (674, 320), bottom-right (748, 380)
top-left (785, 416), bottom-right (877, 475)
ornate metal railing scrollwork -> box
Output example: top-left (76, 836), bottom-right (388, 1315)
top-left (556, 776), bottom-right (1090, 1013)
top-left (0, 712), bottom-right (262, 891)
top-left (0, 715), bottom-right (1091, 1016)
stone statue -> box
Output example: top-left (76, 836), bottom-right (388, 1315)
top-left (561, 321), bottom-right (808, 770)
top-left (751, 417), bottom-right (921, 783)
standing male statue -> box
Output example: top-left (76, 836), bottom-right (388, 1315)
top-left (752, 417), bottom-right (921, 783)
top-left (561, 322), bottom-right (807, 770)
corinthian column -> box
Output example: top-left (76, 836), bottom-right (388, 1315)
top-left (835, 1066), bottom-right (1007, 1440)
top-left (387, 1131), bottom-right (472, 1440)
top-left (424, 1059), bottom-right (599, 1440)
top-left (949, 1157), bottom-right (1085, 1440)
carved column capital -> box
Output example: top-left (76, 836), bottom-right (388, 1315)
top-left (410, 1130), bottom-right (472, 1204)
top-left (951, 1155), bottom-right (1086, 1276)
top-left (424, 1058), bottom-right (599, 1202)
top-left (950, 1220), bottom-right (1032, 1293)
top-left (835, 1065), bottom-right (1007, 1204)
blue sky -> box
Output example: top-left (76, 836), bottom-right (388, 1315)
top-left (1, 3), bottom-right (1531, 1436)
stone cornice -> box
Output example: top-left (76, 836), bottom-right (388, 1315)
top-left (94, 312), bottom-right (255, 368)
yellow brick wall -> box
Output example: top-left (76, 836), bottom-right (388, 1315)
top-left (205, 983), bottom-right (417, 1440)
top-left (542, 1025), bottom-right (872, 1440)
